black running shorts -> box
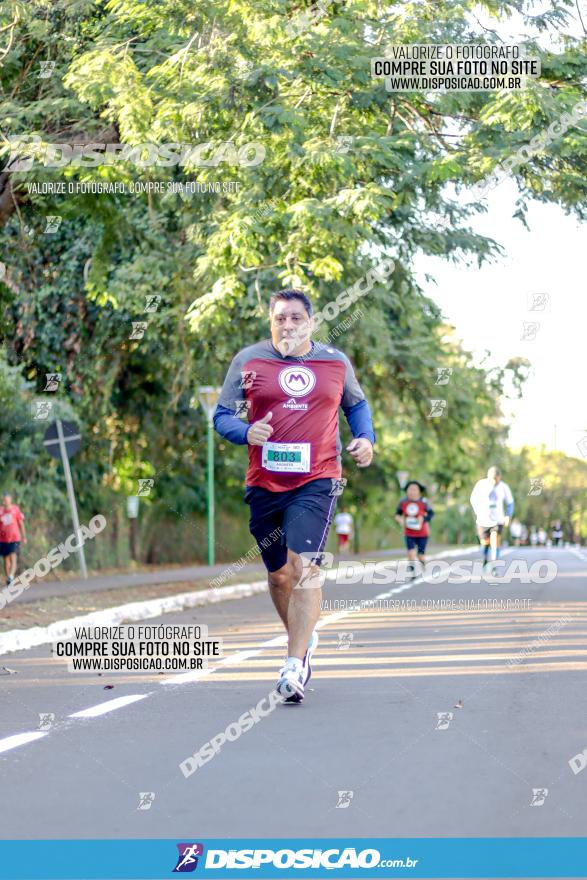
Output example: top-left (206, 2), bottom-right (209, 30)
top-left (477, 524), bottom-right (503, 543)
top-left (244, 478), bottom-right (338, 572)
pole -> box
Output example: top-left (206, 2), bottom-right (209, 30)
top-left (56, 418), bottom-right (88, 579)
top-left (207, 417), bottom-right (215, 565)
top-left (129, 516), bottom-right (137, 562)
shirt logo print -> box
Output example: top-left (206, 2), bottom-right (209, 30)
top-left (278, 366), bottom-right (316, 398)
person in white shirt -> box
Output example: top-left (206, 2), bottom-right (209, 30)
top-left (334, 510), bottom-right (353, 553)
top-left (509, 518), bottom-right (523, 546)
top-left (470, 466), bottom-right (514, 566)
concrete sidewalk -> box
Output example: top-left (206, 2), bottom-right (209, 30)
top-left (11, 546), bottom-right (429, 605)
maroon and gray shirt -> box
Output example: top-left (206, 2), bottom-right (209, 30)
top-left (213, 339), bottom-right (375, 492)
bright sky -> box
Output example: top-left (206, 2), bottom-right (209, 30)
top-left (414, 182), bottom-right (586, 457)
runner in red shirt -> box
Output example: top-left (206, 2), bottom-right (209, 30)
top-left (0, 492), bottom-right (27, 585)
top-left (395, 481), bottom-right (434, 579)
top-left (214, 289), bottom-right (375, 702)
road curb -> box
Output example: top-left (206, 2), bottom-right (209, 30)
top-left (0, 579), bottom-right (268, 657)
top-left (0, 547), bottom-right (475, 657)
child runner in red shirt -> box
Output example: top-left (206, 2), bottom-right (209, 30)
top-left (395, 480), bottom-right (434, 579)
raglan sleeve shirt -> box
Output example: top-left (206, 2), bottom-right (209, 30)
top-left (214, 346), bottom-right (376, 447)
top-left (502, 482), bottom-right (514, 518)
top-left (213, 351), bottom-right (250, 445)
top-left (340, 354), bottom-right (376, 446)
top-left (469, 479), bottom-right (483, 520)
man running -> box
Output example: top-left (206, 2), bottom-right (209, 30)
top-left (0, 491), bottom-right (27, 585)
top-left (470, 466), bottom-right (514, 568)
top-left (552, 520), bottom-right (564, 546)
top-left (214, 288), bottom-right (375, 702)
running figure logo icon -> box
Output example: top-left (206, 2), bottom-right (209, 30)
top-left (173, 843), bottom-right (204, 872)
top-left (278, 366), bottom-right (316, 398)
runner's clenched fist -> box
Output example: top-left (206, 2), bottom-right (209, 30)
top-left (346, 437), bottom-right (373, 468)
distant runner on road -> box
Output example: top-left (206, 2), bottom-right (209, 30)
top-left (509, 518), bottom-right (523, 546)
top-left (214, 288), bottom-right (375, 702)
top-left (395, 480), bottom-right (434, 578)
top-left (552, 520), bottom-right (564, 546)
top-left (334, 510), bottom-right (354, 553)
top-left (0, 491), bottom-right (27, 586)
top-left (470, 466), bottom-right (514, 568)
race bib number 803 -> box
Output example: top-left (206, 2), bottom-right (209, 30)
top-left (262, 442), bottom-right (311, 473)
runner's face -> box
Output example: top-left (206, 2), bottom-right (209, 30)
top-left (406, 485), bottom-right (421, 501)
top-left (2, 495), bottom-right (11, 507)
top-left (270, 299), bottom-right (313, 356)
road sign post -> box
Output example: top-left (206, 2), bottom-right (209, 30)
top-left (127, 496), bottom-right (139, 561)
top-left (198, 387), bottom-right (221, 566)
top-left (43, 419), bottom-right (87, 579)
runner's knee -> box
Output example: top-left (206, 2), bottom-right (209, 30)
top-left (287, 550), bottom-right (303, 584)
top-left (268, 565), bottom-right (290, 590)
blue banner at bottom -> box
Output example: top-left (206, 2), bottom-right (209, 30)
top-left (0, 838), bottom-right (586, 879)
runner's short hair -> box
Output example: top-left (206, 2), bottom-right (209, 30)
top-left (269, 288), bottom-right (313, 317)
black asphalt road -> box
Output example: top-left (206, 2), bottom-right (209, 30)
top-left (1, 546), bottom-right (586, 841)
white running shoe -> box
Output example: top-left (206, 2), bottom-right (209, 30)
top-left (302, 630), bottom-right (318, 686)
top-left (276, 660), bottom-right (305, 702)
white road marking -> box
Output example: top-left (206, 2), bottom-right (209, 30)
top-left (0, 547), bottom-right (488, 755)
top-left (167, 648), bottom-right (271, 685)
top-left (0, 731), bottom-right (47, 754)
top-left (163, 550), bottom-right (474, 685)
top-left (69, 694), bottom-right (149, 718)
top-left (218, 649), bottom-right (265, 665)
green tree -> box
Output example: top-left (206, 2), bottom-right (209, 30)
top-left (1, 0), bottom-right (585, 563)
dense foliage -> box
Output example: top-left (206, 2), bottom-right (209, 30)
top-left (0, 0), bottom-right (585, 566)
